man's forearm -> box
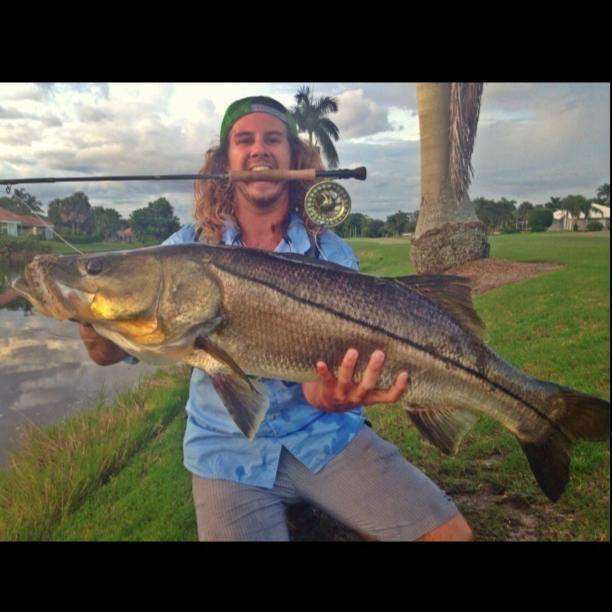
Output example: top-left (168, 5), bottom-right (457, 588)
top-left (79, 323), bottom-right (128, 366)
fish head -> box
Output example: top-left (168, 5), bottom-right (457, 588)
top-left (13, 250), bottom-right (164, 337)
top-left (13, 247), bottom-right (221, 349)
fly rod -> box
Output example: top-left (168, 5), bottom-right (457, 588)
top-left (0, 167), bottom-right (366, 189)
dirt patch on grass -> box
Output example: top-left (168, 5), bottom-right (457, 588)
top-left (443, 257), bottom-right (564, 295)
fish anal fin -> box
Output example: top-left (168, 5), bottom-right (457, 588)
top-left (404, 404), bottom-right (478, 455)
top-left (393, 274), bottom-right (485, 338)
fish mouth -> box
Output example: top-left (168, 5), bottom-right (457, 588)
top-left (12, 260), bottom-right (93, 320)
top-left (12, 275), bottom-right (53, 316)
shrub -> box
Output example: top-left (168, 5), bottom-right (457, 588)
top-left (586, 221), bottom-right (604, 232)
top-left (0, 234), bottom-right (53, 253)
top-left (527, 208), bottom-right (553, 232)
top-left (54, 234), bottom-right (104, 244)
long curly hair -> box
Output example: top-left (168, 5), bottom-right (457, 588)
top-left (193, 133), bottom-right (325, 244)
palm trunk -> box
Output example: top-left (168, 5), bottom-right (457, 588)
top-left (411, 83), bottom-right (489, 273)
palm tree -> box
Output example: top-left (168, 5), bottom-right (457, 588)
top-left (292, 85), bottom-right (341, 168)
top-left (561, 195), bottom-right (588, 231)
top-left (596, 183), bottom-right (610, 205)
top-left (410, 83), bottom-right (489, 273)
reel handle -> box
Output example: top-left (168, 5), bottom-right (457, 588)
top-left (317, 166), bottom-right (367, 181)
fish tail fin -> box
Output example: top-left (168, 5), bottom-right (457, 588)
top-left (519, 386), bottom-right (609, 502)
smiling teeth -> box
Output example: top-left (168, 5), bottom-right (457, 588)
top-left (251, 166), bottom-right (273, 171)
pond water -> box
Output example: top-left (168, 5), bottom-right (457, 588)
top-left (0, 263), bottom-right (157, 467)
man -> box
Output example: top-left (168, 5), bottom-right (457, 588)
top-left (81, 96), bottom-right (472, 541)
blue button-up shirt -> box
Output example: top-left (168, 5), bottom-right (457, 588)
top-left (162, 213), bottom-right (365, 489)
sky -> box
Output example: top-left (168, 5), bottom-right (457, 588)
top-left (0, 82), bottom-right (609, 225)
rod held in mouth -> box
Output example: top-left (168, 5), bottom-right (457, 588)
top-left (228, 169), bottom-right (317, 182)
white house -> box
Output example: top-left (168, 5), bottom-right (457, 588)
top-left (0, 207), bottom-right (22, 236)
top-left (18, 214), bottom-right (55, 239)
top-left (549, 204), bottom-right (610, 231)
top-left (0, 208), bottom-right (55, 239)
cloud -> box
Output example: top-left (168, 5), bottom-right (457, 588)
top-left (1, 82), bottom-right (608, 225)
top-left (0, 123), bottom-right (40, 147)
top-left (336, 140), bottom-right (421, 217)
top-left (333, 89), bottom-right (392, 139)
top-left (75, 103), bottom-right (114, 123)
top-left (0, 104), bottom-right (62, 127)
top-left (471, 83), bottom-right (610, 202)
top-left (0, 83), bottom-right (51, 102)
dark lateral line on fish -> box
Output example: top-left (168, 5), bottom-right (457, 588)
top-left (213, 261), bottom-right (569, 439)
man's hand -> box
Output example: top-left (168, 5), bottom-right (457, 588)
top-left (0, 288), bottom-right (20, 307)
top-left (302, 348), bottom-right (408, 412)
top-left (79, 322), bottom-right (128, 366)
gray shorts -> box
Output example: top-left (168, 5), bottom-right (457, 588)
top-left (192, 425), bottom-right (459, 541)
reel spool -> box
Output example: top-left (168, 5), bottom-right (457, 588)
top-left (304, 181), bottom-right (351, 228)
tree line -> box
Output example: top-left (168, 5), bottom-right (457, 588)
top-left (471, 184), bottom-right (610, 234)
top-left (335, 211), bottom-right (419, 238)
top-left (333, 182), bottom-right (609, 238)
top-left (0, 189), bottom-right (180, 242)
top-left (2, 183), bottom-right (608, 243)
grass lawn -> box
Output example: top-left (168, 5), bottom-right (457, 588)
top-left (0, 231), bottom-right (608, 541)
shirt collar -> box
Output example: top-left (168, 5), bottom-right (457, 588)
top-left (221, 212), bottom-right (312, 255)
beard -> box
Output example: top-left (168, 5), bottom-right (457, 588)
top-left (236, 182), bottom-right (289, 210)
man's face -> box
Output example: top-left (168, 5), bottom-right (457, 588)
top-left (226, 112), bottom-right (293, 209)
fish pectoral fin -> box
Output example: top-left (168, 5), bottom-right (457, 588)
top-left (393, 274), bottom-right (485, 338)
top-left (189, 335), bottom-right (268, 440)
top-left (404, 404), bottom-right (478, 455)
top-left (210, 372), bottom-right (269, 441)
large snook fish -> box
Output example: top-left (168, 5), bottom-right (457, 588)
top-left (13, 244), bottom-right (609, 501)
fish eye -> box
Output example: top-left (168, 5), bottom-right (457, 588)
top-left (86, 259), bottom-right (104, 276)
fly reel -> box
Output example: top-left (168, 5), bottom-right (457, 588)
top-left (304, 181), bottom-right (352, 228)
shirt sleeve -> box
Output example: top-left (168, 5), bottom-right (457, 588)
top-left (122, 355), bottom-right (140, 365)
top-left (319, 231), bottom-right (360, 271)
top-left (162, 224), bottom-right (197, 246)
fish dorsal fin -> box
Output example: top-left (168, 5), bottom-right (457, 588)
top-left (404, 404), bottom-right (478, 455)
top-left (393, 274), bottom-right (485, 338)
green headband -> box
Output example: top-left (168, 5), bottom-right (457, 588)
top-left (220, 96), bottom-right (299, 144)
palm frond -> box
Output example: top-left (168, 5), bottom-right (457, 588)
top-left (291, 107), bottom-right (307, 132)
top-left (315, 129), bottom-right (340, 168)
top-left (449, 82), bottom-right (484, 203)
top-left (318, 117), bottom-right (340, 141)
top-left (294, 85), bottom-right (312, 106)
top-left (315, 96), bottom-right (339, 115)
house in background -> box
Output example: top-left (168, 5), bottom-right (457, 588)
top-left (0, 208), bottom-right (54, 239)
top-left (117, 227), bottom-right (134, 243)
top-left (549, 204), bottom-right (610, 231)
top-left (17, 214), bottom-right (55, 239)
top-left (0, 208), bottom-right (23, 236)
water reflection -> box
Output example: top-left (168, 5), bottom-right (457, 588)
top-left (0, 262), bottom-right (157, 467)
